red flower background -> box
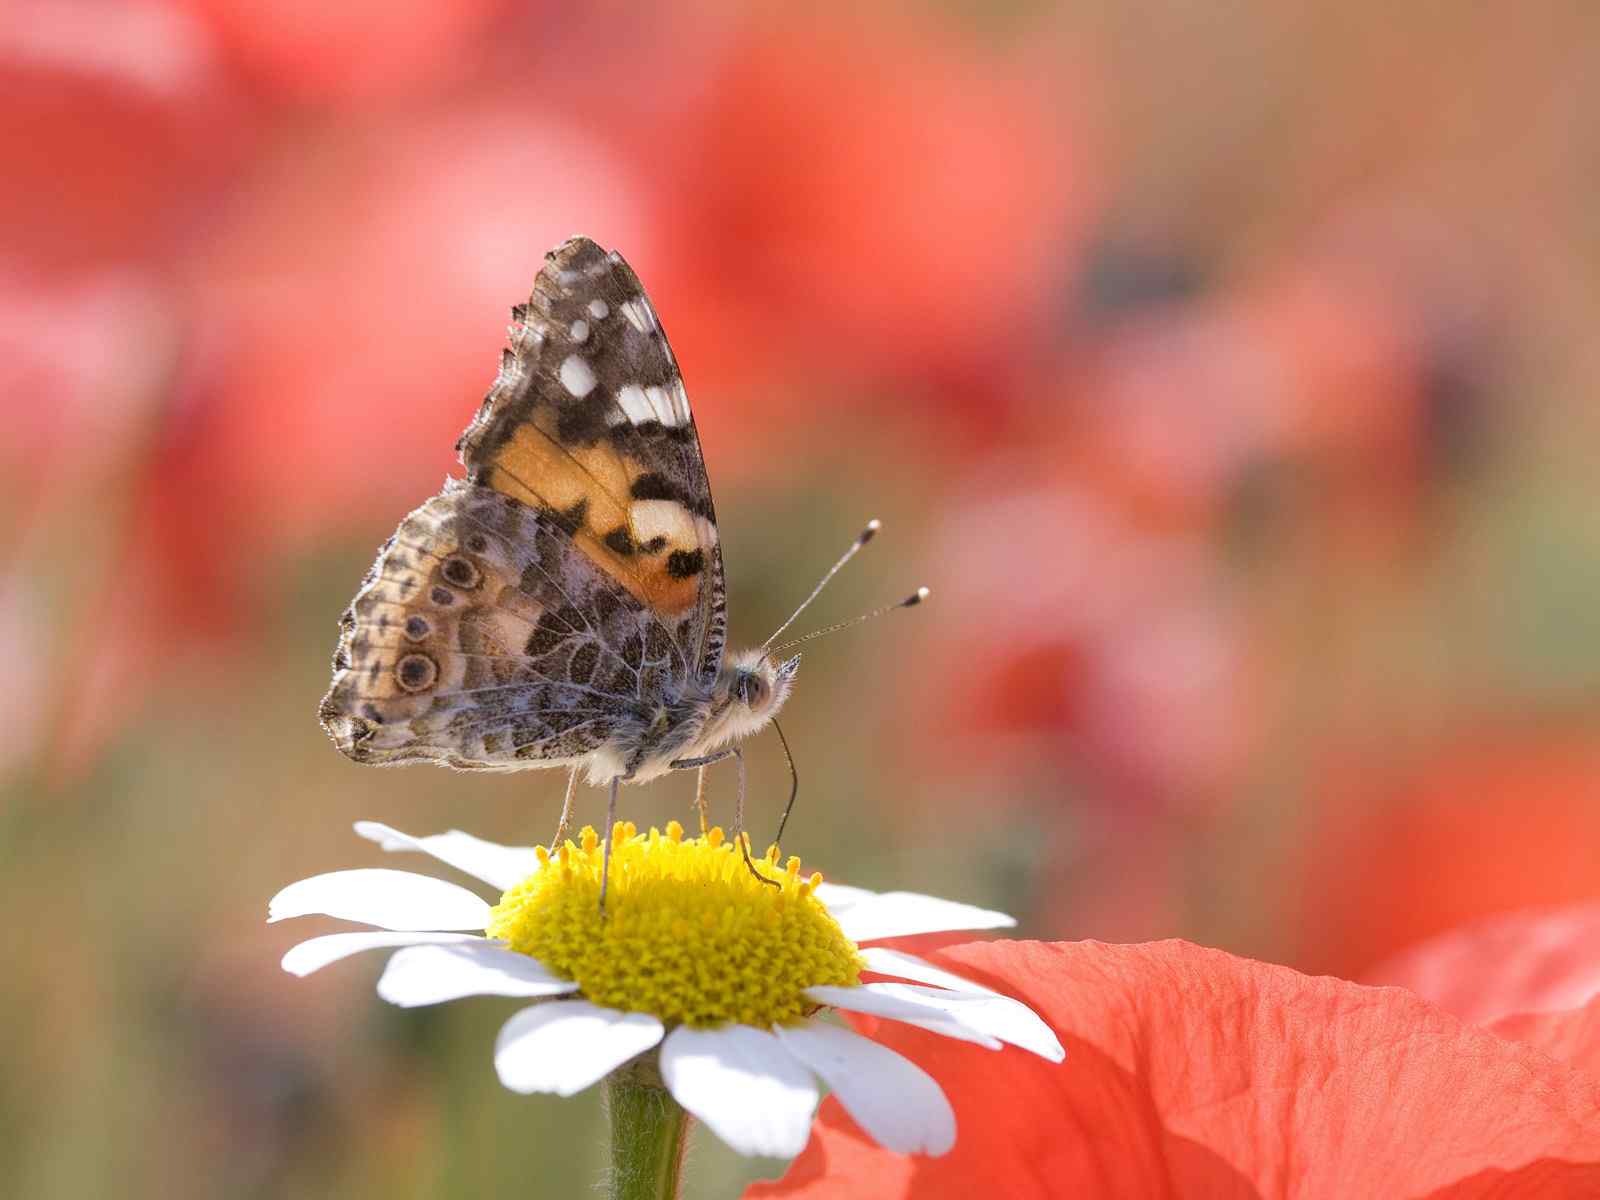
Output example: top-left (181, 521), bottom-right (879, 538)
top-left (754, 932), bottom-right (1600, 1198)
top-left (4, 2), bottom-right (1600, 1196)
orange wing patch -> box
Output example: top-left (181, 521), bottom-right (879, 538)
top-left (479, 417), bottom-right (709, 619)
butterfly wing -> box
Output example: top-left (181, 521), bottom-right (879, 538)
top-left (321, 236), bottom-right (725, 772)
top-left (319, 480), bottom-right (686, 771)
top-left (456, 236), bottom-right (727, 688)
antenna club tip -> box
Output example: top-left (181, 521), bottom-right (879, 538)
top-left (906, 586), bottom-right (931, 606)
top-left (859, 519), bottom-right (881, 543)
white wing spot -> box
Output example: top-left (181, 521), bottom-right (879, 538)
top-left (557, 269), bottom-right (581, 287)
top-left (570, 319), bottom-right (589, 343)
top-left (620, 298), bottom-right (657, 334)
top-left (559, 355), bottom-right (597, 397)
top-left (665, 378), bottom-right (692, 423)
top-left (644, 384), bottom-right (682, 427)
top-left (631, 499), bottom-right (697, 547)
top-left (588, 299), bottom-right (609, 319)
top-left (615, 384), bottom-right (654, 425)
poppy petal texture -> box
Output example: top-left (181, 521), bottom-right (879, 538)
top-left (1491, 1000), bottom-right (1600, 1079)
top-left (1364, 905), bottom-right (1600, 1079)
top-left (1363, 903), bottom-right (1600, 1027)
top-left (750, 940), bottom-right (1600, 1199)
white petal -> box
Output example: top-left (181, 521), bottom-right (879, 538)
top-left (775, 1019), bottom-right (955, 1155)
top-left (660, 1025), bottom-right (819, 1158)
top-left (495, 1001), bottom-right (664, 1096)
top-left (376, 942), bottom-right (579, 1007)
top-left (855, 982), bottom-right (1064, 1062)
top-left (268, 869), bottom-right (491, 930)
top-left (806, 985), bottom-right (1001, 1050)
top-left (829, 890), bottom-right (1014, 944)
top-left (860, 946), bottom-right (1002, 995)
top-left (353, 821), bottom-right (539, 891)
top-left (281, 931), bottom-right (488, 976)
top-left (813, 881), bottom-right (876, 913)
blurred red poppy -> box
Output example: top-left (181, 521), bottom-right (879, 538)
top-left (1366, 905), bottom-right (1600, 1080)
top-left (1293, 732), bottom-right (1600, 981)
top-left (1365, 904), bottom-right (1600, 1028)
top-left (180, 0), bottom-right (506, 102)
top-left (1074, 247), bottom-right (1433, 534)
top-left (0, 0), bottom-right (244, 273)
top-left (645, 14), bottom-right (1094, 416)
top-left (902, 238), bottom-right (1450, 820)
top-left (909, 459), bottom-right (1261, 811)
top-left (1495, 1000), bottom-right (1600, 1076)
top-left (749, 940), bottom-right (1600, 1199)
top-left (184, 91), bottom-right (654, 544)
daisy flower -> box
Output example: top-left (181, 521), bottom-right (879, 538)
top-left (269, 819), bottom-right (1063, 1162)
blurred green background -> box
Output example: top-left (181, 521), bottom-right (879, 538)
top-left (5, 2), bottom-right (1600, 1196)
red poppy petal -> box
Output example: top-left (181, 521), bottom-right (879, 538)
top-left (1492, 998), bottom-right (1600, 1078)
top-left (1295, 736), bottom-right (1600, 981)
top-left (748, 940), bottom-right (1600, 1199)
top-left (1363, 904), bottom-right (1600, 1027)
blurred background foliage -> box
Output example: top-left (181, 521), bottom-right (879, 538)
top-left (4, 1), bottom-right (1600, 1195)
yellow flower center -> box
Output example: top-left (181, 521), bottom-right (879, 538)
top-left (486, 821), bottom-right (862, 1028)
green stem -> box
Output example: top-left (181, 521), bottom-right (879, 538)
top-left (606, 1069), bottom-right (691, 1200)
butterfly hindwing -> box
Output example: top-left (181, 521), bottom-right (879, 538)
top-left (455, 236), bottom-right (727, 688)
top-left (319, 481), bottom-right (681, 771)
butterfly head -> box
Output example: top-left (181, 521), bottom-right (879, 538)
top-left (708, 648), bottom-right (799, 742)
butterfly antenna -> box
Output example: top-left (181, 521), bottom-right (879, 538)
top-left (762, 520), bottom-right (882, 651)
top-left (766, 587), bottom-right (930, 656)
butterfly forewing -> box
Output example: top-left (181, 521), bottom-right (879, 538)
top-left (456, 237), bottom-right (725, 686)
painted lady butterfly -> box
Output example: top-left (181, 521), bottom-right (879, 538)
top-left (318, 236), bottom-right (920, 894)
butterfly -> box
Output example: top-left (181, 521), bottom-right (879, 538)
top-left (318, 236), bottom-right (918, 896)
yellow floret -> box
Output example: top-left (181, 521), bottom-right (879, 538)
top-left (486, 821), bottom-right (863, 1028)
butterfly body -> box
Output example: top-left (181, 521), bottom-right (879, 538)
top-left (319, 237), bottom-right (794, 790)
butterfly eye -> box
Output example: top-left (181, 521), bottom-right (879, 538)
top-left (741, 674), bottom-right (768, 708)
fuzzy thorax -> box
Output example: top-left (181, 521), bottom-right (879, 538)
top-left (591, 648), bottom-right (799, 784)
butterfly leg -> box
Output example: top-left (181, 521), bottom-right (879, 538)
top-left (671, 751), bottom-right (732, 836)
top-left (671, 750), bottom-right (737, 769)
top-left (730, 748), bottom-right (779, 888)
top-left (598, 774), bottom-right (621, 915)
top-left (669, 749), bottom-right (777, 887)
top-left (549, 766), bottom-right (580, 851)
top-left (693, 765), bottom-right (710, 836)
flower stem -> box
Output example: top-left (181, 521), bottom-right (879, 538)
top-left (606, 1068), bottom-right (691, 1200)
